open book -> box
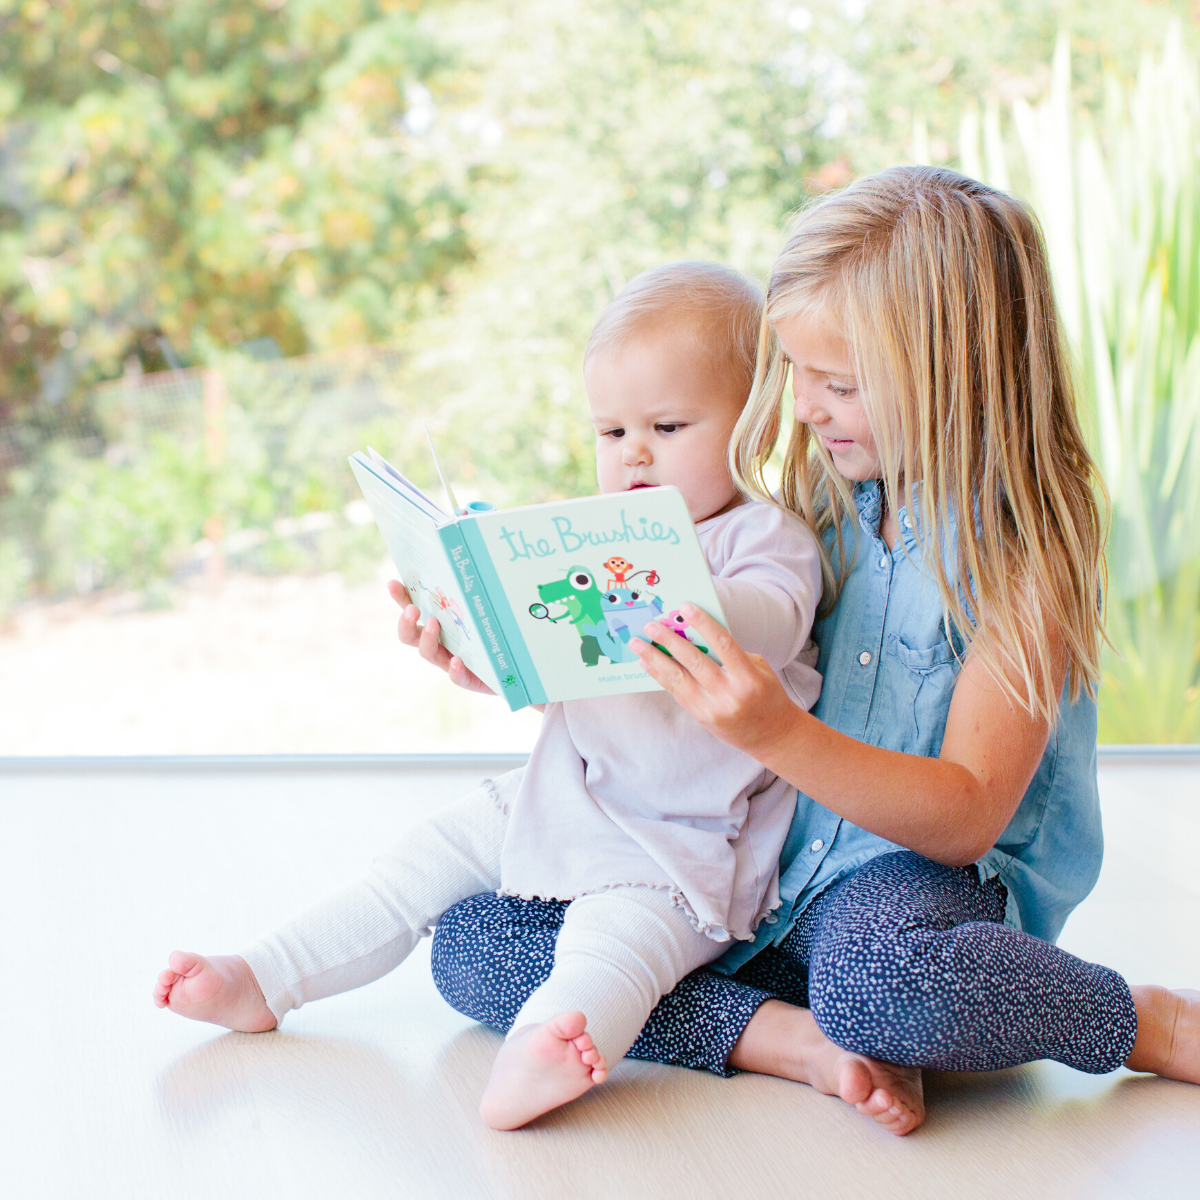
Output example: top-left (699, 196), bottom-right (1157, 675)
top-left (349, 447), bottom-right (727, 711)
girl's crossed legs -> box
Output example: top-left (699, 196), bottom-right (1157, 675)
top-left (431, 850), bottom-right (1153, 1134)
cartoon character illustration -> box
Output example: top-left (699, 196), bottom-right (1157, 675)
top-left (660, 608), bottom-right (711, 655)
top-left (528, 566), bottom-right (637, 666)
top-left (424, 583), bottom-right (471, 641)
top-left (601, 586), bottom-right (665, 648)
top-left (602, 556), bottom-right (633, 588)
top-left (602, 557), bottom-right (661, 590)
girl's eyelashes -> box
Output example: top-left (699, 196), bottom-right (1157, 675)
top-left (826, 381), bottom-right (857, 399)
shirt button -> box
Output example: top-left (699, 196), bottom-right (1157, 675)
top-left (810, 839), bottom-right (825, 853)
top-left (878, 556), bottom-right (888, 569)
top-left (858, 650), bottom-right (872, 665)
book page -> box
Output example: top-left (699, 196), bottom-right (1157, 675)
top-left (466, 486), bottom-right (724, 703)
top-left (349, 455), bottom-right (501, 692)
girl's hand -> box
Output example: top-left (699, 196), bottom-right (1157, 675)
top-left (387, 579), bottom-right (496, 696)
top-left (631, 604), bottom-right (801, 759)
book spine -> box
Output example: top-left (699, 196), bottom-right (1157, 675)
top-left (437, 523), bottom-right (539, 711)
top-left (455, 519), bottom-right (548, 707)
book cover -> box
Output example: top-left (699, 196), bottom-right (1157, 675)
top-left (349, 450), bottom-right (726, 710)
top-left (459, 488), bottom-right (724, 705)
top-left (348, 453), bottom-right (503, 693)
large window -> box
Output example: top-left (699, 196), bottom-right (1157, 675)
top-left (2, 2), bottom-right (1196, 751)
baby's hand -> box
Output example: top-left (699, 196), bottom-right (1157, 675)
top-left (387, 579), bottom-right (496, 695)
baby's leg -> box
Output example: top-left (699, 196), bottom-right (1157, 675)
top-left (155, 777), bottom-right (512, 1030)
top-left (479, 888), bottom-right (722, 1129)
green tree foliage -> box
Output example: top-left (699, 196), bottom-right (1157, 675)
top-left (386, 0), bottom-right (1198, 505)
top-left (0, 0), bottom-right (471, 422)
top-left (3, 0), bottom-right (1198, 686)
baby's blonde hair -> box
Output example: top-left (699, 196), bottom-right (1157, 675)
top-left (586, 261), bottom-right (763, 399)
top-left (732, 165), bottom-right (1106, 724)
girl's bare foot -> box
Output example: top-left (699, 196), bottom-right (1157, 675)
top-left (153, 951), bottom-right (277, 1033)
top-left (479, 1011), bottom-right (608, 1130)
top-left (728, 1000), bottom-right (924, 1136)
top-left (1127, 986), bottom-right (1200, 1083)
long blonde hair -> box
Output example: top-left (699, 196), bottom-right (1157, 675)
top-left (732, 165), bottom-right (1107, 724)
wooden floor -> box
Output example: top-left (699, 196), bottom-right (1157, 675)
top-left (3, 760), bottom-right (1198, 1199)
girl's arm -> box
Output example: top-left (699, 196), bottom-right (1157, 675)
top-left (632, 606), bottom-right (1066, 867)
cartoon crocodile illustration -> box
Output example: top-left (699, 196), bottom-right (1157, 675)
top-left (529, 566), bottom-right (636, 666)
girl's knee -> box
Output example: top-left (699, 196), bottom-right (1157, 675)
top-left (429, 895), bottom-right (566, 1031)
top-left (429, 896), bottom-right (497, 1022)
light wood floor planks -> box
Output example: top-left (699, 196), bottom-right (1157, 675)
top-left (2, 763), bottom-right (1198, 1199)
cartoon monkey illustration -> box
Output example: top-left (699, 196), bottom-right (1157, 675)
top-left (602, 556), bottom-right (633, 589)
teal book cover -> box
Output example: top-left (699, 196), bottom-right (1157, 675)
top-left (349, 450), bottom-right (726, 711)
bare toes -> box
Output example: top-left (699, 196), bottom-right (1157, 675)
top-left (546, 1011), bottom-right (589, 1042)
top-left (836, 1057), bottom-right (874, 1106)
top-left (857, 1087), bottom-right (893, 1116)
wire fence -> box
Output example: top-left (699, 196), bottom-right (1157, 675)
top-left (2, 345), bottom-right (406, 466)
top-left (0, 346), bottom-right (416, 608)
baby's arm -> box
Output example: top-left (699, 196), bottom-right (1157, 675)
top-left (389, 579), bottom-right (497, 694)
top-left (705, 506), bottom-right (823, 705)
top-left (390, 580), bottom-right (547, 712)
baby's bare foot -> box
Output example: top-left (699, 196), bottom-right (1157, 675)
top-left (153, 952), bottom-right (277, 1033)
top-left (728, 999), bottom-right (924, 1135)
top-left (479, 1011), bottom-right (608, 1130)
top-left (1127, 986), bottom-right (1200, 1084)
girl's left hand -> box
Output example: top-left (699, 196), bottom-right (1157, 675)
top-left (630, 604), bottom-right (801, 760)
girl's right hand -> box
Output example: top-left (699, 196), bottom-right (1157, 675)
top-left (387, 579), bottom-right (496, 695)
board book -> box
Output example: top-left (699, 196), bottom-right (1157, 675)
top-left (349, 447), bottom-right (727, 711)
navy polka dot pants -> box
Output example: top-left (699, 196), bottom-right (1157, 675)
top-left (430, 851), bottom-right (1138, 1077)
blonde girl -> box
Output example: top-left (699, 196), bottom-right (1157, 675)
top-left (429, 166), bottom-right (1199, 1135)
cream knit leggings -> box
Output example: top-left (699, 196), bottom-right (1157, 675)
top-left (242, 782), bottom-right (724, 1066)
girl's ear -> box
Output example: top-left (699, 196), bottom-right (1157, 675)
top-left (763, 408), bottom-right (780, 447)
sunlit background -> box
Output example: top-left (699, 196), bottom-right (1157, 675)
top-left (1, 0), bottom-right (1198, 752)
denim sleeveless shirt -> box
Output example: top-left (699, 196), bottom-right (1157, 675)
top-left (714, 480), bottom-right (1103, 974)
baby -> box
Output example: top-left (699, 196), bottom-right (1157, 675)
top-left (154, 262), bottom-right (823, 1130)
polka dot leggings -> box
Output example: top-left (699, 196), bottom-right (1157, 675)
top-left (430, 851), bottom-right (1138, 1077)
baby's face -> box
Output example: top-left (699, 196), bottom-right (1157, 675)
top-left (585, 332), bottom-right (746, 522)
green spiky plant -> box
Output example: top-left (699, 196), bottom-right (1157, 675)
top-left (960, 27), bottom-right (1200, 742)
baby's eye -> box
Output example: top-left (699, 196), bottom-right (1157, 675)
top-left (655, 422), bottom-right (684, 434)
top-left (602, 427), bottom-right (625, 439)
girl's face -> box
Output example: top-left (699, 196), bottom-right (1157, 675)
top-left (586, 332), bottom-right (745, 522)
top-left (775, 311), bottom-right (883, 481)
